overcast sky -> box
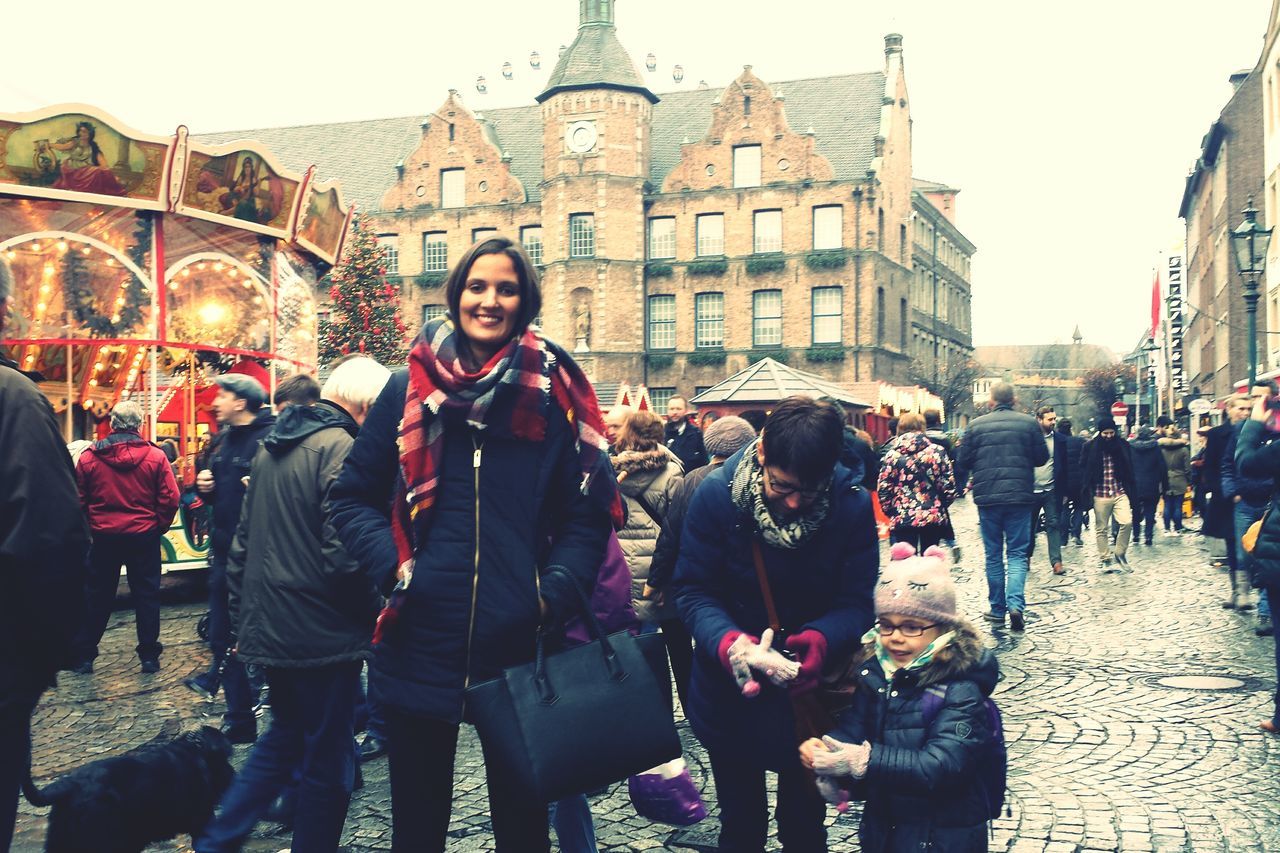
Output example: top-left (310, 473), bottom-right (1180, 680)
top-left (2, 0), bottom-right (1270, 354)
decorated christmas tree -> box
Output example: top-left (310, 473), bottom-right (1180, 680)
top-left (318, 216), bottom-right (409, 365)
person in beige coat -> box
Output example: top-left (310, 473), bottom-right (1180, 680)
top-left (611, 409), bottom-right (683, 626)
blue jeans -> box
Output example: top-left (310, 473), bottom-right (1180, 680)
top-left (196, 662), bottom-right (360, 853)
top-left (1163, 493), bottom-right (1185, 530)
top-left (1236, 500), bottom-right (1271, 619)
top-left (978, 505), bottom-right (1032, 616)
top-left (206, 553), bottom-right (255, 730)
top-left (549, 795), bottom-right (598, 852)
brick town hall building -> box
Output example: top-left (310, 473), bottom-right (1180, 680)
top-left (202, 0), bottom-right (975, 412)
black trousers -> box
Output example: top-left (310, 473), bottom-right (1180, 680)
top-left (384, 707), bottom-right (549, 852)
top-left (707, 747), bottom-right (827, 852)
top-left (76, 531), bottom-right (163, 662)
top-left (659, 618), bottom-right (694, 712)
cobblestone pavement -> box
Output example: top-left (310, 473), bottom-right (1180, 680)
top-left (14, 498), bottom-right (1280, 851)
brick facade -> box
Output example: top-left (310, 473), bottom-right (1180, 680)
top-left (345, 10), bottom-right (970, 403)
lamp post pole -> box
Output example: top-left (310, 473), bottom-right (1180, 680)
top-left (1231, 198), bottom-right (1273, 388)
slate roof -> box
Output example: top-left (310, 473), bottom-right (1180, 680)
top-left (691, 357), bottom-right (872, 408)
top-left (537, 23), bottom-right (656, 103)
top-left (196, 72), bottom-right (886, 213)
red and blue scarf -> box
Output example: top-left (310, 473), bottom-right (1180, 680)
top-left (390, 317), bottom-right (622, 570)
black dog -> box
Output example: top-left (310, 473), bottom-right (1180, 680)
top-left (23, 725), bottom-right (234, 853)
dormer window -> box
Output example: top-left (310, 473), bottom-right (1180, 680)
top-left (733, 145), bottom-right (761, 188)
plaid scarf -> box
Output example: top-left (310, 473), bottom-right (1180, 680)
top-left (390, 317), bottom-right (621, 571)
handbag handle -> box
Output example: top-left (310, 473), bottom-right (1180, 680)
top-left (533, 568), bottom-right (626, 704)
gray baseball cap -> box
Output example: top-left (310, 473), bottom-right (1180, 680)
top-left (214, 374), bottom-right (268, 408)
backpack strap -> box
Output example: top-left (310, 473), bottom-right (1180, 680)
top-left (920, 684), bottom-right (948, 729)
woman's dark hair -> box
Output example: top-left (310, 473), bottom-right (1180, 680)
top-left (761, 396), bottom-right (845, 485)
top-left (444, 236), bottom-right (543, 341)
top-left (77, 121), bottom-right (104, 166)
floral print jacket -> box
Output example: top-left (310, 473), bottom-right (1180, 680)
top-left (877, 432), bottom-right (957, 529)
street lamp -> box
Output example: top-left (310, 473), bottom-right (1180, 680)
top-left (1231, 197), bottom-right (1273, 386)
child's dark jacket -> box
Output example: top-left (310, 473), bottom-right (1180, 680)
top-left (827, 622), bottom-right (999, 853)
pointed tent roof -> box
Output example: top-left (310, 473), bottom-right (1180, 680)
top-left (690, 358), bottom-right (872, 408)
top-left (537, 0), bottom-right (657, 104)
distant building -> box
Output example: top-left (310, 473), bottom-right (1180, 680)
top-left (1263, 0), bottom-right (1280, 374)
top-left (909, 179), bottom-right (975, 383)
top-left (973, 337), bottom-right (1117, 425)
top-left (199, 1), bottom-right (974, 410)
top-left (1179, 67), bottom-right (1265, 399)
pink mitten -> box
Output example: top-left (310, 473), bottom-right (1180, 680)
top-left (785, 629), bottom-right (828, 695)
top-left (815, 775), bottom-right (850, 812)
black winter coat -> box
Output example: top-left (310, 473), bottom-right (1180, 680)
top-left (0, 359), bottom-right (90, 719)
top-left (956, 405), bottom-right (1049, 507)
top-left (328, 369), bottom-right (612, 722)
top-left (1201, 422), bottom-right (1235, 540)
top-left (828, 624), bottom-right (1000, 853)
top-left (674, 449), bottom-right (878, 766)
top-left (1080, 437), bottom-right (1137, 502)
top-left (228, 402), bottom-right (380, 668)
top-left (1235, 419), bottom-right (1280, 588)
top-left (665, 420), bottom-right (708, 473)
top-left (1128, 438), bottom-right (1168, 499)
top-left (1058, 432), bottom-right (1085, 497)
top-left (207, 410), bottom-right (276, 557)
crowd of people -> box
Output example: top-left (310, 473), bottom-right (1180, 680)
top-left (6, 238), bottom-right (1280, 853)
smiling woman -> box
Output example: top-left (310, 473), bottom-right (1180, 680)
top-left (328, 234), bottom-right (618, 851)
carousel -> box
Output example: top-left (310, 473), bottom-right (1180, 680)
top-left (0, 104), bottom-right (354, 570)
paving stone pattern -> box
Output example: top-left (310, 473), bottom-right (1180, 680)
top-left (13, 498), bottom-right (1280, 851)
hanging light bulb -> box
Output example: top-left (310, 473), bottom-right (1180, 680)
top-left (476, 75), bottom-right (488, 94)
top-left (673, 65), bottom-right (684, 83)
top-left (530, 50), bottom-right (541, 69)
top-left (646, 52), bottom-right (657, 72)
top-left (502, 62), bottom-right (513, 80)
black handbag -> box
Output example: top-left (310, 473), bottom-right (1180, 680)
top-left (464, 579), bottom-right (681, 803)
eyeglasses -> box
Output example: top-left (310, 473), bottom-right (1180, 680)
top-left (874, 621), bottom-right (938, 638)
top-left (764, 467), bottom-right (825, 499)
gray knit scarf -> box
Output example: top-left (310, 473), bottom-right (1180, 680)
top-left (730, 438), bottom-right (831, 550)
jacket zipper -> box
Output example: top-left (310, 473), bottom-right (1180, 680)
top-left (462, 432), bottom-right (483, 698)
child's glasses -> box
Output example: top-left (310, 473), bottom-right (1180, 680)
top-left (874, 621), bottom-right (938, 638)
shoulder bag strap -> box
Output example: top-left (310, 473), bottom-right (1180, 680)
top-left (750, 540), bottom-right (782, 633)
top-left (633, 492), bottom-right (665, 530)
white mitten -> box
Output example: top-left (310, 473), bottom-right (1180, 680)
top-left (810, 736), bottom-right (871, 780)
top-left (740, 628), bottom-right (801, 686)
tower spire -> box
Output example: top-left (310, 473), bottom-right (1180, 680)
top-left (580, 0), bottom-right (615, 26)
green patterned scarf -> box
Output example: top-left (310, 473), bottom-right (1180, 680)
top-left (730, 438), bottom-right (831, 550)
top-left (862, 627), bottom-right (956, 678)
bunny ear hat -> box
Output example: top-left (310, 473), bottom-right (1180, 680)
top-left (876, 542), bottom-right (957, 624)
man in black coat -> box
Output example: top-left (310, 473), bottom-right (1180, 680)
top-left (664, 395), bottom-right (708, 473)
top-left (1056, 419), bottom-right (1087, 546)
top-left (1202, 396), bottom-right (1250, 568)
top-left (185, 371), bottom-right (276, 743)
top-left (1080, 416), bottom-right (1138, 570)
top-left (1129, 426), bottom-right (1169, 547)
top-left (0, 258), bottom-right (91, 849)
top-left (956, 382), bottom-right (1049, 632)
